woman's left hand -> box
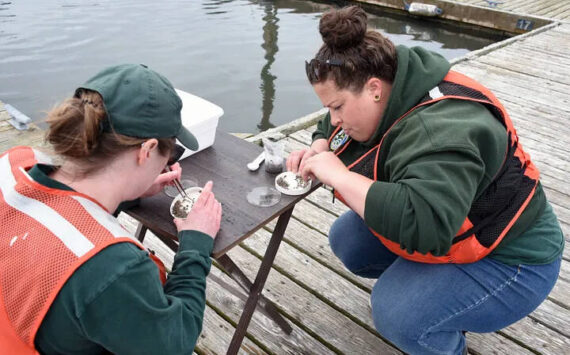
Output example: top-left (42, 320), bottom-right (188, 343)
top-left (301, 151), bottom-right (348, 187)
top-left (140, 162), bottom-right (182, 198)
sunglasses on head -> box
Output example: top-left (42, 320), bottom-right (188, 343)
top-left (167, 144), bottom-right (186, 166)
top-left (305, 58), bottom-right (343, 82)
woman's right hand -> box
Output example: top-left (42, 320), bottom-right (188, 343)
top-left (174, 181), bottom-right (222, 239)
top-left (286, 148), bottom-right (318, 174)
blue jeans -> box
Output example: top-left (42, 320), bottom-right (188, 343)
top-left (329, 211), bottom-right (561, 355)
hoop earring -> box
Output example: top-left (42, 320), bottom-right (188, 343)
top-left (374, 95), bottom-right (381, 102)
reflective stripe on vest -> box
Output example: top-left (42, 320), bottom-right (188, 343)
top-left (0, 147), bottom-right (166, 352)
top-left (329, 71), bottom-right (540, 264)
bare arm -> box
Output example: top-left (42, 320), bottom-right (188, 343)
top-left (286, 138), bottom-right (329, 173)
top-left (300, 151), bottom-right (373, 218)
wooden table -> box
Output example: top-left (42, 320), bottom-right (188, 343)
top-left (126, 131), bottom-right (319, 354)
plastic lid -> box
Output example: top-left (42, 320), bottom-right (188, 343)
top-left (246, 186), bottom-right (281, 207)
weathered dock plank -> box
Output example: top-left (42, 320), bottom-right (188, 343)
top-left (475, 51), bottom-right (570, 85)
top-left (242, 230), bottom-right (376, 332)
top-left (450, 0), bottom-right (570, 20)
top-left (455, 64), bottom-right (570, 111)
top-left (199, 306), bottom-right (267, 354)
top-left (501, 316), bottom-right (570, 355)
top-left (549, 277), bottom-right (570, 308)
top-left (265, 216), bottom-right (376, 292)
top-left (518, 0), bottom-right (562, 14)
top-left (206, 267), bottom-right (335, 354)
top-left (465, 332), bottom-right (535, 355)
top-left (560, 260), bottom-right (570, 281)
top-left (538, 2), bottom-right (570, 19)
top-left (505, 0), bottom-right (543, 12)
top-left (531, 300), bottom-right (570, 338)
top-left (225, 245), bottom-right (402, 354)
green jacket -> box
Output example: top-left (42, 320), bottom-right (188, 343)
top-left (30, 164), bottom-right (212, 354)
top-left (313, 46), bottom-right (563, 265)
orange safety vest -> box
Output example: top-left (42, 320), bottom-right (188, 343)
top-left (0, 146), bottom-right (167, 354)
top-left (330, 71), bottom-right (540, 264)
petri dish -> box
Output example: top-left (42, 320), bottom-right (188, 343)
top-left (246, 186), bottom-right (281, 207)
top-left (170, 187), bottom-right (203, 218)
top-left (274, 171), bottom-right (311, 196)
top-left (164, 179), bottom-right (198, 198)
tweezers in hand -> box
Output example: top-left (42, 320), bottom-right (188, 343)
top-left (165, 166), bottom-right (189, 199)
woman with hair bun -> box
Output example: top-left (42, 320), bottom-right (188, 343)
top-left (0, 64), bottom-right (222, 354)
top-left (287, 6), bottom-right (563, 354)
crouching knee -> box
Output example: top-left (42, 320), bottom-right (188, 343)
top-left (371, 282), bottom-right (423, 352)
top-left (329, 213), bottom-right (369, 274)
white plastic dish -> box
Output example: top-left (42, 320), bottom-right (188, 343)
top-left (274, 171), bottom-right (312, 196)
top-left (169, 187), bottom-right (203, 218)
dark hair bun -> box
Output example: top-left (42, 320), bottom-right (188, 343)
top-left (319, 6), bottom-right (367, 51)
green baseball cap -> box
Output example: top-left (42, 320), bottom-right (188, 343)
top-left (75, 63), bottom-right (198, 151)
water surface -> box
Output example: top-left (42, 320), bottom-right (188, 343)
top-left (0, 0), bottom-right (504, 133)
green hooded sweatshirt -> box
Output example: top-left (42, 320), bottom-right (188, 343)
top-left (29, 164), bottom-right (213, 354)
top-left (313, 46), bottom-right (563, 265)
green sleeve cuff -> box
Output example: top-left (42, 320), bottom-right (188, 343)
top-left (313, 112), bottom-right (332, 142)
top-left (178, 230), bottom-right (214, 256)
top-left (312, 131), bottom-right (327, 142)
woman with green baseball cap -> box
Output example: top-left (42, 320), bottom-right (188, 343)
top-left (0, 64), bottom-right (221, 354)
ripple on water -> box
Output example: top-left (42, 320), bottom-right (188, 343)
top-left (0, 0), bottom-right (504, 133)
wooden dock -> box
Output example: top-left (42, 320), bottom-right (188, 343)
top-left (452, 0), bottom-right (570, 21)
top-left (1, 3), bottom-right (568, 355)
top-left (123, 21), bottom-right (569, 354)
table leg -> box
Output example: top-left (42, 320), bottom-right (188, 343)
top-left (135, 225), bottom-right (181, 252)
top-left (134, 223), bottom-right (147, 242)
top-left (224, 206), bottom-right (294, 355)
top-left (208, 272), bottom-right (289, 330)
top-left (153, 229), bottom-right (180, 251)
top-left (216, 255), bottom-right (293, 334)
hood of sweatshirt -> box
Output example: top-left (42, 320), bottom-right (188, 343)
top-left (363, 45), bottom-right (450, 146)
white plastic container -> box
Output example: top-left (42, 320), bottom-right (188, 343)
top-left (175, 89), bottom-right (224, 160)
top-left (408, 3), bottom-right (443, 17)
